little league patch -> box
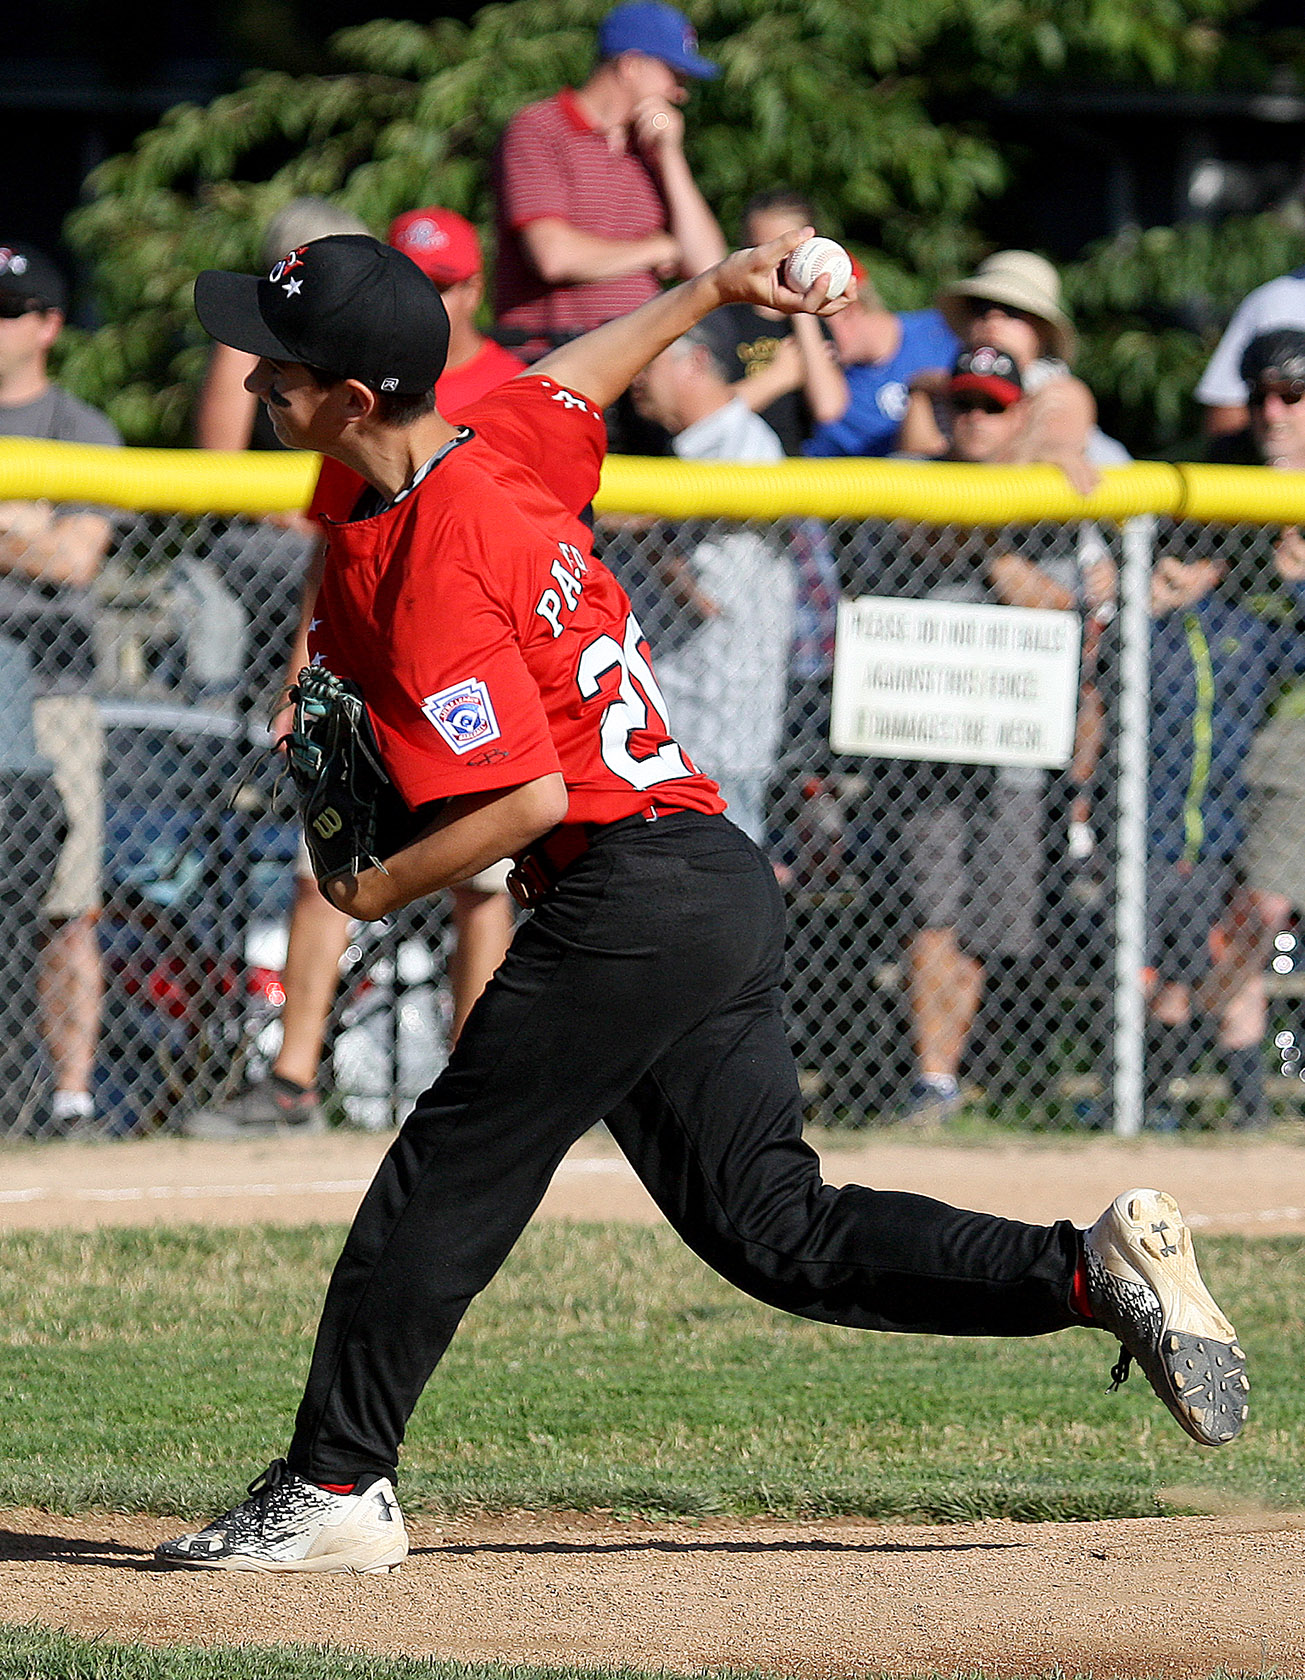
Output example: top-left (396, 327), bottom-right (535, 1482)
top-left (422, 678), bottom-right (502, 754)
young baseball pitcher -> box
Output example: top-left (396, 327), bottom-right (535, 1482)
top-left (158, 230), bottom-right (1248, 1574)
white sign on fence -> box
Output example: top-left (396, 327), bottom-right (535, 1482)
top-left (830, 596), bottom-right (1082, 768)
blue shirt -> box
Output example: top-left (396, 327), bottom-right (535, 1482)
top-left (802, 309), bottom-right (959, 459)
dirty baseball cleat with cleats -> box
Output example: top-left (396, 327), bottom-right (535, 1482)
top-left (1082, 1188), bottom-right (1248, 1447)
top-left (155, 1458), bottom-right (409, 1573)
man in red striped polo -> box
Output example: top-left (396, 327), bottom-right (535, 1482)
top-left (491, 1), bottom-right (726, 367)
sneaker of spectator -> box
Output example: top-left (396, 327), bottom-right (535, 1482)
top-left (183, 1073), bottom-right (326, 1140)
top-left (898, 1075), bottom-right (963, 1127)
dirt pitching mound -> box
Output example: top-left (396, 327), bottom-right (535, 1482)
top-left (2, 1507), bottom-right (1302, 1677)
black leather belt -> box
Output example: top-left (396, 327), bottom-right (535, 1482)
top-left (506, 805), bottom-right (681, 908)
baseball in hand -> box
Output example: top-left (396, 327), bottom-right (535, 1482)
top-left (783, 236), bottom-right (853, 299)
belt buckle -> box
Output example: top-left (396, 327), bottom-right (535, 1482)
top-left (506, 852), bottom-right (550, 909)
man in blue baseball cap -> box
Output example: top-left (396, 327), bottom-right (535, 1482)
top-left (597, 1), bottom-right (720, 78)
top-left (492, 0), bottom-right (726, 429)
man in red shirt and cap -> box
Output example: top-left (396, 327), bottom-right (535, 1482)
top-left (157, 228), bottom-right (1248, 1576)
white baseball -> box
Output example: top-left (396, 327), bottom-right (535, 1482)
top-left (783, 236), bottom-right (853, 299)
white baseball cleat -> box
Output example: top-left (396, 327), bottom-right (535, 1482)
top-left (1083, 1188), bottom-right (1248, 1447)
top-left (155, 1458), bottom-right (409, 1573)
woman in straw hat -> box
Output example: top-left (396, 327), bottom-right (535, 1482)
top-left (901, 249), bottom-right (1123, 493)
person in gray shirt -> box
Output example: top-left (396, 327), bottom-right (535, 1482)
top-left (0, 242), bottom-right (121, 1132)
top-left (630, 323), bottom-right (795, 846)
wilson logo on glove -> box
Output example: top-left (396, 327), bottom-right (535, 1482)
top-left (284, 666), bottom-right (423, 888)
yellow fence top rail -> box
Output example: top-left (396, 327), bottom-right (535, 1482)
top-left (4, 436), bottom-right (1305, 525)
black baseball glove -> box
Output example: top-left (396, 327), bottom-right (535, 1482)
top-left (284, 666), bottom-right (419, 888)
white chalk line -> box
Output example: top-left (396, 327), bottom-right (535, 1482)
top-left (0, 1155), bottom-right (1300, 1224)
top-left (0, 1155), bottom-right (635, 1206)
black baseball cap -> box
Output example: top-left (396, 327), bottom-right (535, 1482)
top-left (194, 234), bottom-right (450, 395)
top-left (0, 244), bottom-right (67, 313)
top-left (1240, 328), bottom-right (1305, 390)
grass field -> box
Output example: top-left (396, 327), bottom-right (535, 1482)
top-left (0, 1630), bottom-right (1279, 1680)
top-left (0, 1222), bottom-right (1299, 1524)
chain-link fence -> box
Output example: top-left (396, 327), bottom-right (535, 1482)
top-left (4, 447), bottom-right (1305, 1140)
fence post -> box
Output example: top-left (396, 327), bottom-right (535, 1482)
top-left (1112, 515), bottom-right (1152, 1137)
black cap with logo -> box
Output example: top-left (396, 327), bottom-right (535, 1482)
top-left (0, 244), bottom-right (68, 314)
top-left (1240, 328), bottom-right (1305, 391)
top-left (194, 234), bottom-right (450, 395)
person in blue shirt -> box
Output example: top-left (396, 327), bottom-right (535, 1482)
top-left (799, 260), bottom-right (957, 459)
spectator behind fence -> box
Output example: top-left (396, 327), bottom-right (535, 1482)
top-left (0, 632), bottom-right (66, 1132)
top-left (1144, 535), bottom-right (1305, 1130)
top-left (181, 209), bottom-right (523, 1139)
top-left (628, 324), bottom-right (795, 844)
top-left (903, 251), bottom-right (1125, 492)
top-left (798, 260), bottom-right (958, 461)
top-left (697, 189), bottom-right (835, 455)
top-left (1173, 329), bottom-right (1305, 1126)
top-left (491, 0), bottom-right (725, 451)
top-left (891, 349), bottom-right (1103, 1124)
top-left (1196, 264), bottom-right (1305, 442)
top-left (0, 242), bottom-right (121, 1134)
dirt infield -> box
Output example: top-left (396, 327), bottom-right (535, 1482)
top-left (2, 1125), bottom-right (1304, 1234)
top-left (2, 1506), bottom-right (1303, 1678)
top-left (3, 1128), bottom-right (1304, 1675)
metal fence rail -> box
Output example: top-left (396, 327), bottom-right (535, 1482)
top-left (2, 446), bottom-right (1303, 1140)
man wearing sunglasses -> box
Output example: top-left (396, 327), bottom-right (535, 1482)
top-left (893, 346), bottom-right (1107, 1125)
top-left (0, 244), bottom-right (120, 1136)
top-left (1173, 327), bottom-right (1305, 1129)
top-left (1244, 328), bottom-right (1305, 471)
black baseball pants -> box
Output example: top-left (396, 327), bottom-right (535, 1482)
top-left (288, 811), bottom-right (1080, 1484)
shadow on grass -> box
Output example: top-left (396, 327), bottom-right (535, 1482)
top-left (432, 1535), bottom-right (1018, 1557)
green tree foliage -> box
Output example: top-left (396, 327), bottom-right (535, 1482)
top-left (61, 0), bottom-right (1278, 450)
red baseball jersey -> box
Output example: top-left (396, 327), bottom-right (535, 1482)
top-left (308, 374), bottom-right (724, 827)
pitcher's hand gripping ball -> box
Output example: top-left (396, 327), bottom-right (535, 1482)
top-left (285, 666), bottom-right (419, 887)
top-left (783, 236), bottom-right (854, 300)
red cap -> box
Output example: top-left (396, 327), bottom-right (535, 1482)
top-left (387, 207), bottom-right (482, 286)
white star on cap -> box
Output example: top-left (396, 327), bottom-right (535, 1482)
top-left (282, 277), bottom-right (303, 296)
